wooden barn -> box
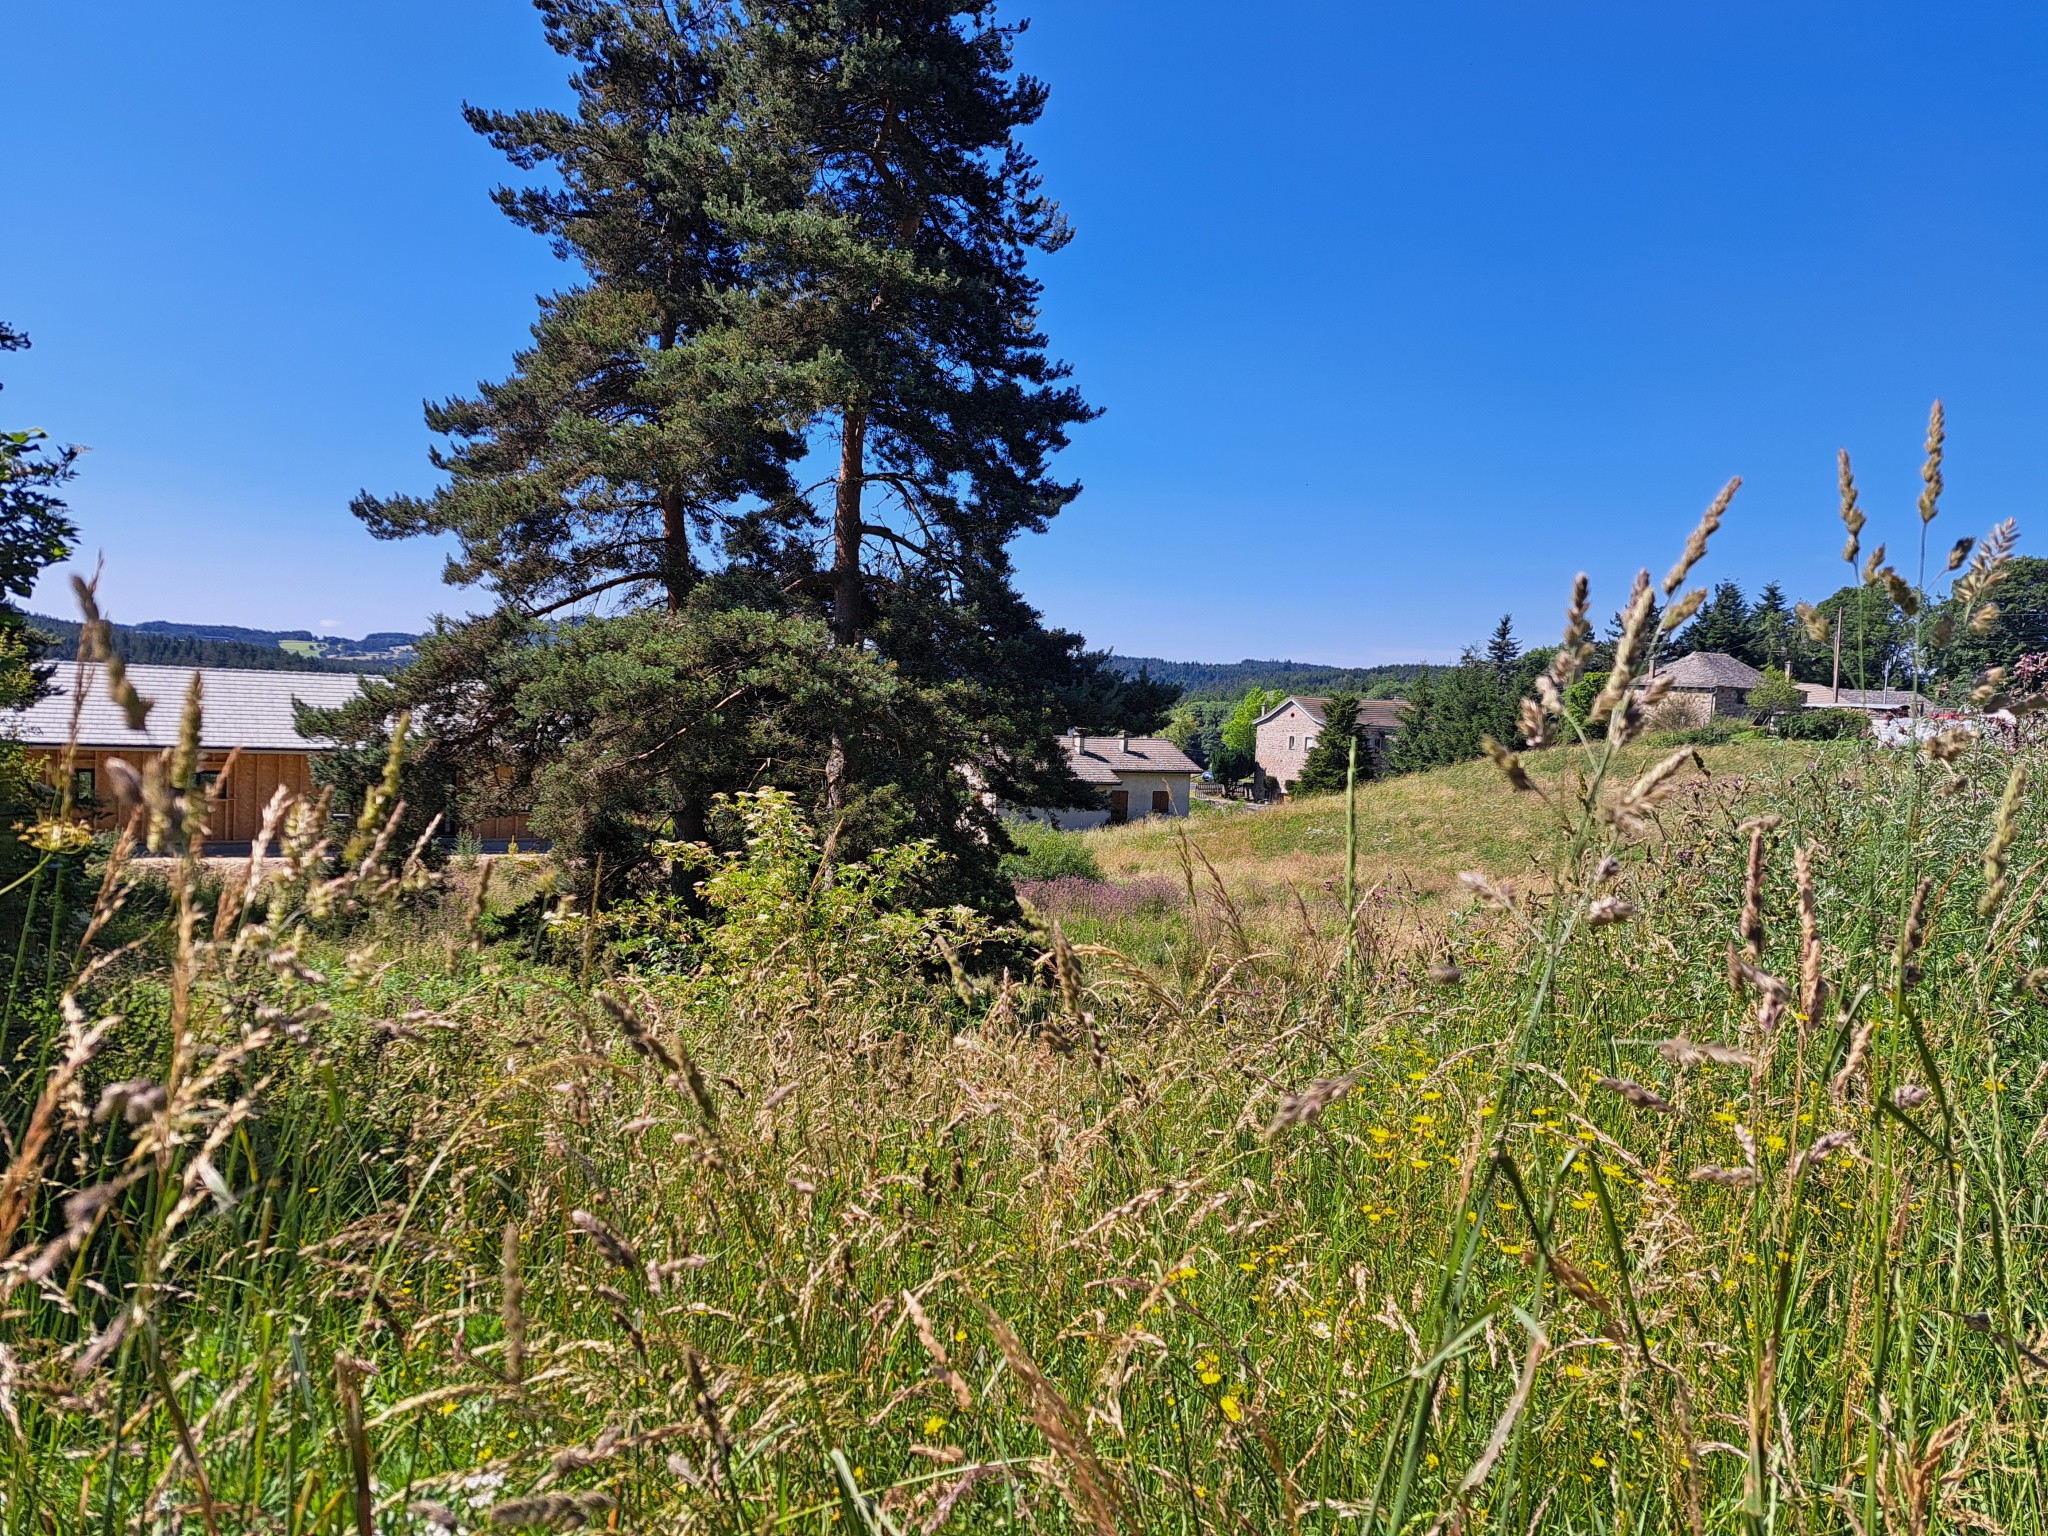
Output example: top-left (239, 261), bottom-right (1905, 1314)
top-left (13, 663), bottom-right (533, 851)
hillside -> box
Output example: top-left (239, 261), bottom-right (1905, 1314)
top-left (1109, 653), bottom-right (1440, 701)
top-left (26, 613), bottom-right (401, 673)
top-left (1081, 734), bottom-right (1834, 903)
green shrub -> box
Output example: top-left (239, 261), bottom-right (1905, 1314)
top-left (1778, 706), bottom-right (1870, 740)
top-left (998, 818), bottom-right (1104, 883)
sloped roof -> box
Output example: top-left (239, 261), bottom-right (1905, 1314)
top-left (7, 664), bottom-right (377, 752)
top-left (1653, 652), bottom-right (1764, 690)
top-left (1060, 732), bottom-right (1201, 784)
top-left (1254, 695), bottom-right (1409, 731)
top-left (1795, 682), bottom-right (1923, 711)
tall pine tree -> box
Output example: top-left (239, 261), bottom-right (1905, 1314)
top-left (723, 0), bottom-right (1104, 811)
top-left (338, 1), bottom-right (1160, 901)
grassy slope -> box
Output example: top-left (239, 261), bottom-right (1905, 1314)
top-left (1082, 737), bottom-right (1834, 902)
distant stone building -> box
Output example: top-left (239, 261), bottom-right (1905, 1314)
top-left (1252, 695), bottom-right (1406, 798)
top-left (1029, 730), bottom-right (1201, 830)
top-left (1643, 652), bottom-right (1764, 724)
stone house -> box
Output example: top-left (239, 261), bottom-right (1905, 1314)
top-left (1642, 651), bottom-right (1765, 724)
top-left (1024, 729), bottom-right (1202, 830)
top-left (1252, 695), bottom-right (1407, 798)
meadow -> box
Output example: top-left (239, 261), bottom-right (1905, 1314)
top-left (4, 663), bottom-right (2046, 1535)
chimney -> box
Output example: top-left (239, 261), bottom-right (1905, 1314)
top-left (1119, 730), bottom-right (1130, 752)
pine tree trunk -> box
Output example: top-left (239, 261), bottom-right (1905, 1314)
top-left (660, 485), bottom-right (689, 613)
top-left (831, 408), bottom-right (868, 647)
top-left (824, 407), bottom-right (868, 819)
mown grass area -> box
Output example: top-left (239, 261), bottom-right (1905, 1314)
top-left (5, 712), bottom-right (2047, 1534)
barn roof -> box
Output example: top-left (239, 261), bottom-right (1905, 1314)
top-left (8, 664), bottom-right (378, 752)
top-left (1254, 695), bottom-right (1409, 731)
top-left (1060, 732), bottom-right (1201, 784)
top-left (1653, 652), bottom-right (1764, 690)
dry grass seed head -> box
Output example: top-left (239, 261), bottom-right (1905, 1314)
top-left (1596, 1076), bottom-right (1673, 1114)
top-left (978, 1303), bottom-right (1127, 1536)
top-left (1918, 399), bottom-right (1945, 524)
top-left (1978, 764), bottom-right (2026, 920)
top-left (1662, 477), bottom-right (1740, 598)
top-left (1838, 449), bottom-right (1866, 566)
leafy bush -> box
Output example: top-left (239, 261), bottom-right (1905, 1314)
top-left (1778, 706), bottom-right (1871, 740)
top-left (999, 818), bottom-right (1104, 884)
top-left (1745, 663), bottom-right (1806, 716)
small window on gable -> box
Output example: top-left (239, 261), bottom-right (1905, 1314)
top-left (1287, 735), bottom-right (1295, 750)
top-left (1305, 735), bottom-right (1318, 749)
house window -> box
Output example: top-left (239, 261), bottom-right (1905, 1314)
top-left (1151, 789), bottom-right (1172, 815)
top-left (1287, 735), bottom-right (1296, 749)
top-left (1109, 789), bottom-right (1129, 825)
top-left (72, 767), bottom-right (95, 806)
top-left (197, 770), bottom-right (226, 799)
top-left (1304, 735), bottom-right (1317, 749)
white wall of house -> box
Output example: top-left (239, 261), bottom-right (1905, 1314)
top-left (1013, 772), bottom-right (1194, 831)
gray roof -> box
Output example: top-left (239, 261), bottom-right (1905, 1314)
top-left (7, 664), bottom-right (377, 751)
top-left (1652, 652), bottom-right (1764, 690)
top-left (1061, 732), bottom-right (1201, 784)
top-left (1796, 682), bottom-right (1923, 711)
top-left (1255, 695), bottom-right (1409, 731)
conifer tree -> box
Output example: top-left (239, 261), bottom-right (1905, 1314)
top-left (1750, 581), bottom-right (1795, 672)
top-left (338, 1), bottom-right (1159, 899)
top-left (1292, 691), bottom-right (1374, 795)
top-left (1483, 614), bottom-right (1519, 682)
top-left (1675, 581), bottom-right (1755, 663)
top-left (1387, 651), bottom-right (1512, 774)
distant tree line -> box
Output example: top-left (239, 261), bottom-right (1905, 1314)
top-left (27, 613), bottom-right (382, 673)
top-left (1116, 655), bottom-right (1439, 703)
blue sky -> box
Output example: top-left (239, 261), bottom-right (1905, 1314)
top-left (5, 2), bottom-right (2045, 663)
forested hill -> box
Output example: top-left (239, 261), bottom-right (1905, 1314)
top-left (1109, 655), bottom-right (1439, 701)
top-left (26, 614), bottom-right (390, 674)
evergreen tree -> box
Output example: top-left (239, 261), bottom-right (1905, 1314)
top-left (342, 2), bottom-right (1149, 901)
top-left (1483, 614), bottom-right (1519, 682)
top-left (1749, 581), bottom-right (1795, 673)
top-left (1292, 691), bottom-right (1375, 795)
top-left (1600, 596), bottom-right (1668, 672)
top-left (1675, 581), bottom-right (1754, 663)
top-left (1387, 651), bottom-right (1512, 774)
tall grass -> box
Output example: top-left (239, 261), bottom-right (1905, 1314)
top-left (4, 466), bottom-right (2046, 1533)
